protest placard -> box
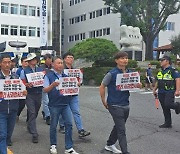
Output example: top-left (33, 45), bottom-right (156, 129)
top-left (116, 72), bottom-right (140, 91)
top-left (64, 69), bottom-right (83, 84)
top-left (57, 77), bottom-right (79, 96)
top-left (26, 72), bottom-right (45, 87)
top-left (0, 79), bottom-right (26, 100)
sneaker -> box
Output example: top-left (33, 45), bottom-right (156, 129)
top-left (78, 129), bottom-right (90, 138)
top-left (105, 144), bottom-right (122, 154)
top-left (32, 136), bottom-right (38, 143)
top-left (59, 126), bottom-right (65, 134)
top-left (7, 139), bottom-right (12, 146)
top-left (65, 148), bottom-right (79, 154)
top-left (46, 116), bottom-right (51, 125)
top-left (50, 145), bottom-right (57, 154)
top-left (159, 123), bottom-right (172, 128)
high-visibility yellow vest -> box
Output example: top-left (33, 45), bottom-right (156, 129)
top-left (157, 69), bottom-right (176, 90)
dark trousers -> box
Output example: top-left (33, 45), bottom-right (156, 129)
top-left (158, 92), bottom-right (178, 125)
top-left (17, 99), bottom-right (29, 121)
top-left (26, 93), bottom-right (42, 137)
top-left (107, 105), bottom-right (130, 153)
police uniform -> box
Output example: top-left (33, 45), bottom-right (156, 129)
top-left (156, 66), bottom-right (180, 127)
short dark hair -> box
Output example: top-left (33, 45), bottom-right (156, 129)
top-left (62, 52), bottom-right (74, 59)
top-left (21, 56), bottom-right (27, 62)
top-left (114, 51), bottom-right (128, 59)
top-left (0, 54), bottom-right (11, 62)
top-left (160, 55), bottom-right (172, 64)
top-left (43, 54), bottom-right (52, 60)
top-left (52, 56), bottom-right (63, 62)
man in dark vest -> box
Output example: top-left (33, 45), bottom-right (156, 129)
top-left (20, 53), bottom-right (43, 143)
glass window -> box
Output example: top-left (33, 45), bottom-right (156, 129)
top-left (1, 3), bottom-right (9, 13)
top-left (11, 4), bottom-right (18, 14)
top-left (29, 27), bottom-right (36, 36)
top-left (1, 25), bottom-right (9, 35)
top-left (107, 28), bottom-right (110, 35)
top-left (107, 7), bottom-right (110, 14)
top-left (20, 5), bottom-right (27, 15)
top-left (29, 6), bottom-right (36, 16)
top-left (90, 12), bottom-right (92, 19)
top-left (37, 7), bottom-right (40, 17)
top-left (75, 34), bottom-right (79, 41)
top-left (37, 27), bottom-right (40, 37)
top-left (20, 26), bottom-right (27, 36)
top-left (10, 25), bottom-right (18, 35)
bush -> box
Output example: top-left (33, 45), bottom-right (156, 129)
top-left (127, 59), bottom-right (138, 68)
top-left (83, 67), bottom-right (112, 86)
top-left (149, 60), bottom-right (161, 68)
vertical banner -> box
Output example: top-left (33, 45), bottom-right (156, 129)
top-left (40, 0), bottom-right (48, 46)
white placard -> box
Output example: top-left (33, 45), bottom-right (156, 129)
top-left (0, 79), bottom-right (26, 100)
top-left (40, 0), bottom-right (48, 46)
top-left (57, 77), bottom-right (79, 96)
top-left (64, 69), bottom-right (83, 84)
top-left (26, 72), bottom-right (45, 87)
top-left (116, 72), bottom-right (140, 91)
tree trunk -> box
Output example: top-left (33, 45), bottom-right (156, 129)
top-left (145, 37), bottom-right (153, 60)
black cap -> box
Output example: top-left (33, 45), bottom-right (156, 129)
top-left (160, 56), bottom-right (171, 63)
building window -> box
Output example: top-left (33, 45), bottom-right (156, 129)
top-left (29, 27), bottom-right (36, 36)
top-left (11, 4), bottom-right (18, 14)
top-left (20, 5), bottom-right (27, 15)
top-left (20, 26), bottom-right (27, 36)
top-left (29, 6), bottom-right (36, 16)
top-left (37, 27), bottom-right (40, 37)
top-left (10, 25), bottom-right (18, 35)
top-left (166, 22), bottom-right (175, 31)
top-left (107, 7), bottom-right (110, 14)
top-left (75, 34), bottom-right (79, 41)
top-left (1, 25), bottom-right (8, 35)
top-left (1, 3), bottom-right (9, 13)
top-left (37, 7), bottom-right (40, 17)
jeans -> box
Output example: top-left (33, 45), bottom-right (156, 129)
top-left (49, 106), bottom-right (73, 150)
top-left (0, 111), bottom-right (17, 154)
top-left (69, 96), bottom-right (83, 131)
top-left (107, 105), bottom-right (130, 154)
top-left (42, 92), bottom-right (50, 118)
top-left (59, 114), bottom-right (65, 127)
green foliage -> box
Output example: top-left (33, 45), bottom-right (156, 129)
top-left (103, 0), bottom-right (180, 60)
top-left (69, 38), bottom-right (118, 62)
top-left (83, 67), bottom-right (112, 86)
top-left (127, 59), bottom-right (138, 68)
top-left (149, 60), bottom-right (161, 68)
top-left (170, 34), bottom-right (180, 55)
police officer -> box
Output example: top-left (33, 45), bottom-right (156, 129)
top-left (153, 55), bottom-right (180, 128)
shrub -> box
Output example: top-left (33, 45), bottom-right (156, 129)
top-left (127, 59), bottom-right (138, 68)
top-left (150, 60), bottom-right (160, 68)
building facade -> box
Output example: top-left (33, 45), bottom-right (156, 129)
top-left (61, 0), bottom-right (121, 53)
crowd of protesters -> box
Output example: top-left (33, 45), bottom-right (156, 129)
top-left (0, 51), bottom-right (179, 154)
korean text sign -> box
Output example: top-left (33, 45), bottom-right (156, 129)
top-left (57, 77), bottom-right (79, 96)
top-left (64, 69), bottom-right (83, 84)
top-left (26, 72), bottom-right (45, 87)
top-left (116, 72), bottom-right (140, 91)
top-left (0, 79), bottom-right (26, 100)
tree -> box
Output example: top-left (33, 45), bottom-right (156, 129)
top-left (170, 34), bottom-right (180, 55)
top-left (103, 0), bottom-right (180, 60)
top-left (69, 38), bottom-right (118, 62)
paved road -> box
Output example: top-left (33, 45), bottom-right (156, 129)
top-left (9, 86), bottom-right (180, 154)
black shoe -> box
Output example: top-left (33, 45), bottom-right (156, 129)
top-left (175, 102), bottom-right (180, 114)
top-left (46, 116), bottom-right (51, 125)
top-left (42, 111), bottom-right (46, 120)
top-left (7, 139), bottom-right (12, 146)
top-left (32, 136), bottom-right (38, 143)
top-left (78, 129), bottom-right (90, 138)
top-left (159, 123), bottom-right (172, 128)
top-left (59, 126), bottom-right (65, 134)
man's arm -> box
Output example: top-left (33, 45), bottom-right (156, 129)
top-left (99, 83), bottom-right (108, 109)
top-left (153, 82), bottom-right (158, 97)
top-left (43, 76), bottom-right (59, 93)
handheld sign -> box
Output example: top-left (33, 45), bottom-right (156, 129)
top-left (64, 69), bottom-right (83, 84)
top-left (57, 77), bottom-right (79, 96)
top-left (0, 79), bottom-right (26, 100)
top-left (116, 72), bottom-right (140, 91)
top-left (26, 72), bottom-right (45, 87)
